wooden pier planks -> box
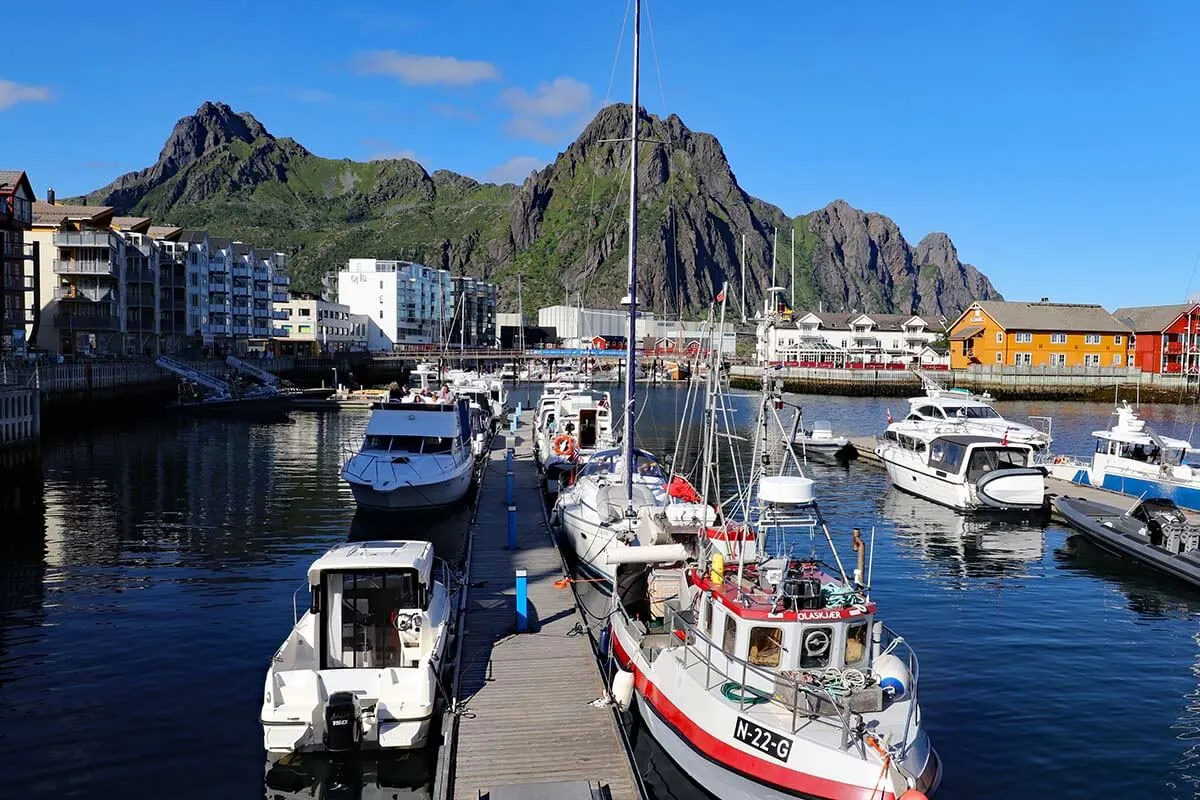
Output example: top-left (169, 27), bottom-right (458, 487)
top-left (450, 423), bottom-right (638, 800)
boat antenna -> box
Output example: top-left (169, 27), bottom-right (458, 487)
top-left (622, 0), bottom-right (641, 515)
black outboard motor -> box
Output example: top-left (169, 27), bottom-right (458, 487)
top-left (324, 692), bottom-right (361, 753)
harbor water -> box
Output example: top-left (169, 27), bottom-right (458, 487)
top-left (2, 389), bottom-right (1200, 798)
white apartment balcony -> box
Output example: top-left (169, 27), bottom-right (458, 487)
top-left (253, 325), bottom-right (271, 337)
top-left (232, 325), bottom-right (251, 335)
top-left (271, 291), bottom-right (288, 303)
top-left (53, 258), bottom-right (117, 275)
top-left (52, 231), bottom-right (115, 248)
top-left (209, 261), bottom-right (228, 274)
top-left (209, 299), bottom-right (231, 313)
top-left (272, 274), bottom-right (289, 286)
top-left (253, 289), bottom-right (270, 301)
top-left (271, 326), bottom-right (287, 337)
top-left (232, 264), bottom-right (251, 278)
top-left (271, 309), bottom-right (288, 320)
top-left (232, 284), bottom-right (250, 296)
top-left (206, 323), bottom-right (230, 335)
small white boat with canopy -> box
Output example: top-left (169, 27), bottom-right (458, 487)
top-left (261, 541), bottom-right (452, 755)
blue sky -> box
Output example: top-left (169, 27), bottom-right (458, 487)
top-left (1, 0), bottom-right (1197, 309)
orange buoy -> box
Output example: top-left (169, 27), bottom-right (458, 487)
top-left (898, 791), bottom-right (929, 800)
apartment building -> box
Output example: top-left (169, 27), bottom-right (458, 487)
top-left (337, 258), bottom-right (456, 350)
top-left (27, 190), bottom-right (290, 356)
top-left (1115, 303), bottom-right (1200, 375)
top-left (946, 301), bottom-right (1129, 369)
top-left (0, 171), bottom-right (38, 354)
top-left (757, 310), bottom-right (944, 366)
top-left (275, 293), bottom-right (367, 355)
top-left (449, 276), bottom-right (497, 348)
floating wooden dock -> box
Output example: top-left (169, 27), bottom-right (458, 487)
top-left (848, 435), bottom-right (1140, 518)
top-left (441, 419), bottom-right (639, 800)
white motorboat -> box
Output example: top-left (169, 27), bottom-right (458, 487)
top-left (795, 418), bottom-right (855, 461)
top-left (900, 376), bottom-right (1051, 451)
top-left (341, 399), bottom-right (475, 510)
top-left (536, 389), bottom-right (616, 494)
top-left (609, 289), bottom-right (941, 799)
top-left (261, 541), bottom-right (451, 754)
top-left (876, 421), bottom-right (1047, 513)
top-left (1044, 401), bottom-right (1200, 510)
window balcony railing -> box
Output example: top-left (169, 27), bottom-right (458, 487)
top-left (54, 312), bottom-right (121, 331)
top-left (0, 194), bottom-right (32, 227)
top-left (232, 284), bottom-right (250, 296)
top-left (271, 291), bottom-right (288, 303)
top-left (272, 274), bottom-right (290, 286)
top-left (231, 265), bottom-right (251, 278)
top-left (53, 258), bottom-right (117, 275)
top-left (125, 267), bottom-right (156, 283)
top-left (53, 231), bottom-right (114, 248)
top-left (54, 285), bottom-right (119, 302)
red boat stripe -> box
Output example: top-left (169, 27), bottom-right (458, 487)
top-left (612, 635), bottom-right (897, 800)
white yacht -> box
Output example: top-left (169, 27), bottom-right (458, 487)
top-left (341, 399), bottom-right (475, 510)
top-left (261, 541), bottom-right (451, 754)
top-left (795, 419), bottom-right (854, 460)
top-left (901, 383), bottom-right (1051, 450)
top-left (536, 389), bottom-right (615, 494)
top-left (1045, 402), bottom-right (1200, 510)
top-left (876, 421), bottom-right (1047, 513)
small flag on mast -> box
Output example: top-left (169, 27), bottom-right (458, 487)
top-left (716, 287), bottom-right (726, 303)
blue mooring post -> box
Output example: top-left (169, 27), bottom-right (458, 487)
top-left (506, 447), bottom-right (513, 471)
top-left (505, 464), bottom-right (514, 506)
top-left (515, 568), bottom-right (528, 632)
top-left (507, 504), bottom-right (518, 550)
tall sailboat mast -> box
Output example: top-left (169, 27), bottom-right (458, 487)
top-left (622, 0), bottom-right (641, 511)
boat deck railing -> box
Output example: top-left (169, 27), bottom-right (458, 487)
top-left (340, 443), bottom-right (468, 486)
top-left (659, 606), bottom-right (922, 760)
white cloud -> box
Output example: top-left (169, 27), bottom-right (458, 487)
top-left (430, 102), bottom-right (479, 122)
top-left (362, 138), bottom-right (423, 165)
top-left (0, 79), bottom-right (51, 111)
top-left (484, 156), bottom-right (545, 184)
top-left (354, 51), bottom-right (500, 87)
top-left (503, 117), bottom-right (572, 145)
top-left (295, 89), bottom-right (332, 103)
top-left (501, 77), bottom-right (591, 117)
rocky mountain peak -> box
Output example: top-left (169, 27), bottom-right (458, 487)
top-left (154, 102), bottom-right (275, 183)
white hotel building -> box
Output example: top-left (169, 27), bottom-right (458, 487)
top-left (757, 310), bottom-right (947, 366)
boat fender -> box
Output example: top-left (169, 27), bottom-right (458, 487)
top-left (598, 626), bottom-right (611, 659)
top-left (709, 552), bottom-right (725, 586)
top-left (898, 792), bottom-right (929, 800)
top-left (873, 653), bottom-right (911, 700)
top-left (612, 667), bottom-right (635, 711)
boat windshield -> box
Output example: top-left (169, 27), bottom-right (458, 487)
top-left (364, 435), bottom-right (455, 454)
top-left (323, 569), bottom-right (426, 670)
top-left (579, 451), bottom-right (665, 480)
top-left (964, 447), bottom-right (1029, 481)
top-left (942, 405), bottom-right (1001, 419)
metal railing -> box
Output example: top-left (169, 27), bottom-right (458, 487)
top-left (658, 605), bottom-right (922, 760)
top-left (340, 442), bottom-right (468, 487)
top-left (53, 258), bottom-right (116, 275)
top-left (54, 286), bottom-right (119, 302)
top-left (125, 267), bottom-right (156, 283)
top-left (53, 312), bottom-right (121, 331)
top-left (52, 231), bottom-right (114, 248)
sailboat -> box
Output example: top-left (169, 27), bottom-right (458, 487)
top-left (550, 15), bottom-right (672, 585)
top-left (607, 281), bottom-right (942, 798)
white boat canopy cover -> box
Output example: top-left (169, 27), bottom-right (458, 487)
top-left (307, 541), bottom-right (434, 588)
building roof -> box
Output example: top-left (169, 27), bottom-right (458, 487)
top-left (0, 170), bottom-right (33, 197)
top-left (31, 200), bottom-right (113, 227)
top-left (177, 229), bottom-right (209, 244)
top-left (254, 248), bottom-right (276, 260)
top-left (232, 242), bottom-right (251, 256)
top-left (970, 301), bottom-right (1130, 333)
top-left (791, 310), bottom-right (937, 332)
top-left (1112, 303), bottom-right (1199, 333)
top-left (111, 216), bottom-right (152, 232)
top-left (209, 236), bottom-right (231, 249)
top-left (148, 225), bottom-right (182, 240)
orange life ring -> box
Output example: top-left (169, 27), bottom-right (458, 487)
top-left (553, 434), bottom-right (577, 457)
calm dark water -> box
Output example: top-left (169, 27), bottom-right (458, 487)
top-left (2, 390), bottom-right (1199, 799)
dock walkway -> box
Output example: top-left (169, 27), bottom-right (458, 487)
top-left (448, 420), bottom-right (638, 800)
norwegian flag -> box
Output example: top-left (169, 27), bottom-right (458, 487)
top-left (716, 287), bottom-right (726, 303)
top-left (886, 408), bottom-right (893, 425)
top-left (1001, 429), bottom-right (1009, 446)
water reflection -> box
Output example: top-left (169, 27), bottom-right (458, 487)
top-left (264, 751), bottom-right (433, 800)
top-left (1054, 533), bottom-right (1200, 618)
top-left (879, 487), bottom-right (1046, 579)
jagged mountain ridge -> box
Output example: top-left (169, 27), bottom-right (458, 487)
top-left (82, 101), bottom-right (1001, 317)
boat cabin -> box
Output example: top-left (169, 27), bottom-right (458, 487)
top-left (884, 432), bottom-right (1033, 478)
top-left (305, 542), bottom-right (441, 670)
top-left (576, 448), bottom-right (666, 481)
top-left (553, 390), bottom-right (612, 449)
top-left (905, 399), bottom-right (1002, 423)
top-left (362, 400), bottom-right (470, 455)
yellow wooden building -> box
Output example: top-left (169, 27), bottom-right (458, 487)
top-left (946, 301), bottom-right (1130, 369)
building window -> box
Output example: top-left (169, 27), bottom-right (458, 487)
top-left (1115, 334), bottom-right (1123, 345)
top-left (995, 352), bottom-right (1003, 364)
top-left (1113, 354), bottom-right (1123, 366)
top-left (299, 308), bottom-right (310, 317)
top-left (1014, 353), bottom-right (1032, 366)
top-left (1015, 332), bottom-right (1032, 343)
top-left (1049, 353), bottom-right (1066, 367)
top-left (1085, 354), bottom-right (1101, 366)
top-left (996, 331), bottom-right (1003, 343)
top-left (1084, 334), bottom-right (1101, 345)
top-left (1050, 333), bottom-right (1067, 344)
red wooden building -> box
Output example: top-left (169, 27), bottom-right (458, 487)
top-left (1115, 303), bottom-right (1200, 374)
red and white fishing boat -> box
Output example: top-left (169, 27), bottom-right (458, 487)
top-left (606, 283), bottom-right (942, 797)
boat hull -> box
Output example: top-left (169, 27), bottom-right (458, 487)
top-left (1060, 469), bottom-right (1200, 513)
top-left (346, 465), bottom-right (473, 510)
top-left (879, 450), bottom-right (1044, 513)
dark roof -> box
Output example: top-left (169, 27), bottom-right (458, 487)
top-left (0, 170), bottom-right (33, 197)
top-left (177, 230), bottom-right (209, 244)
top-left (148, 225), bottom-right (182, 240)
top-left (973, 301), bottom-right (1129, 333)
top-left (31, 200), bottom-right (113, 226)
top-left (209, 236), bottom-right (232, 249)
top-left (112, 216), bottom-right (151, 232)
top-left (948, 325), bottom-right (984, 341)
top-left (792, 310), bottom-right (939, 332)
top-left (232, 242), bottom-right (251, 256)
top-left (1113, 303), bottom-right (1199, 333)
